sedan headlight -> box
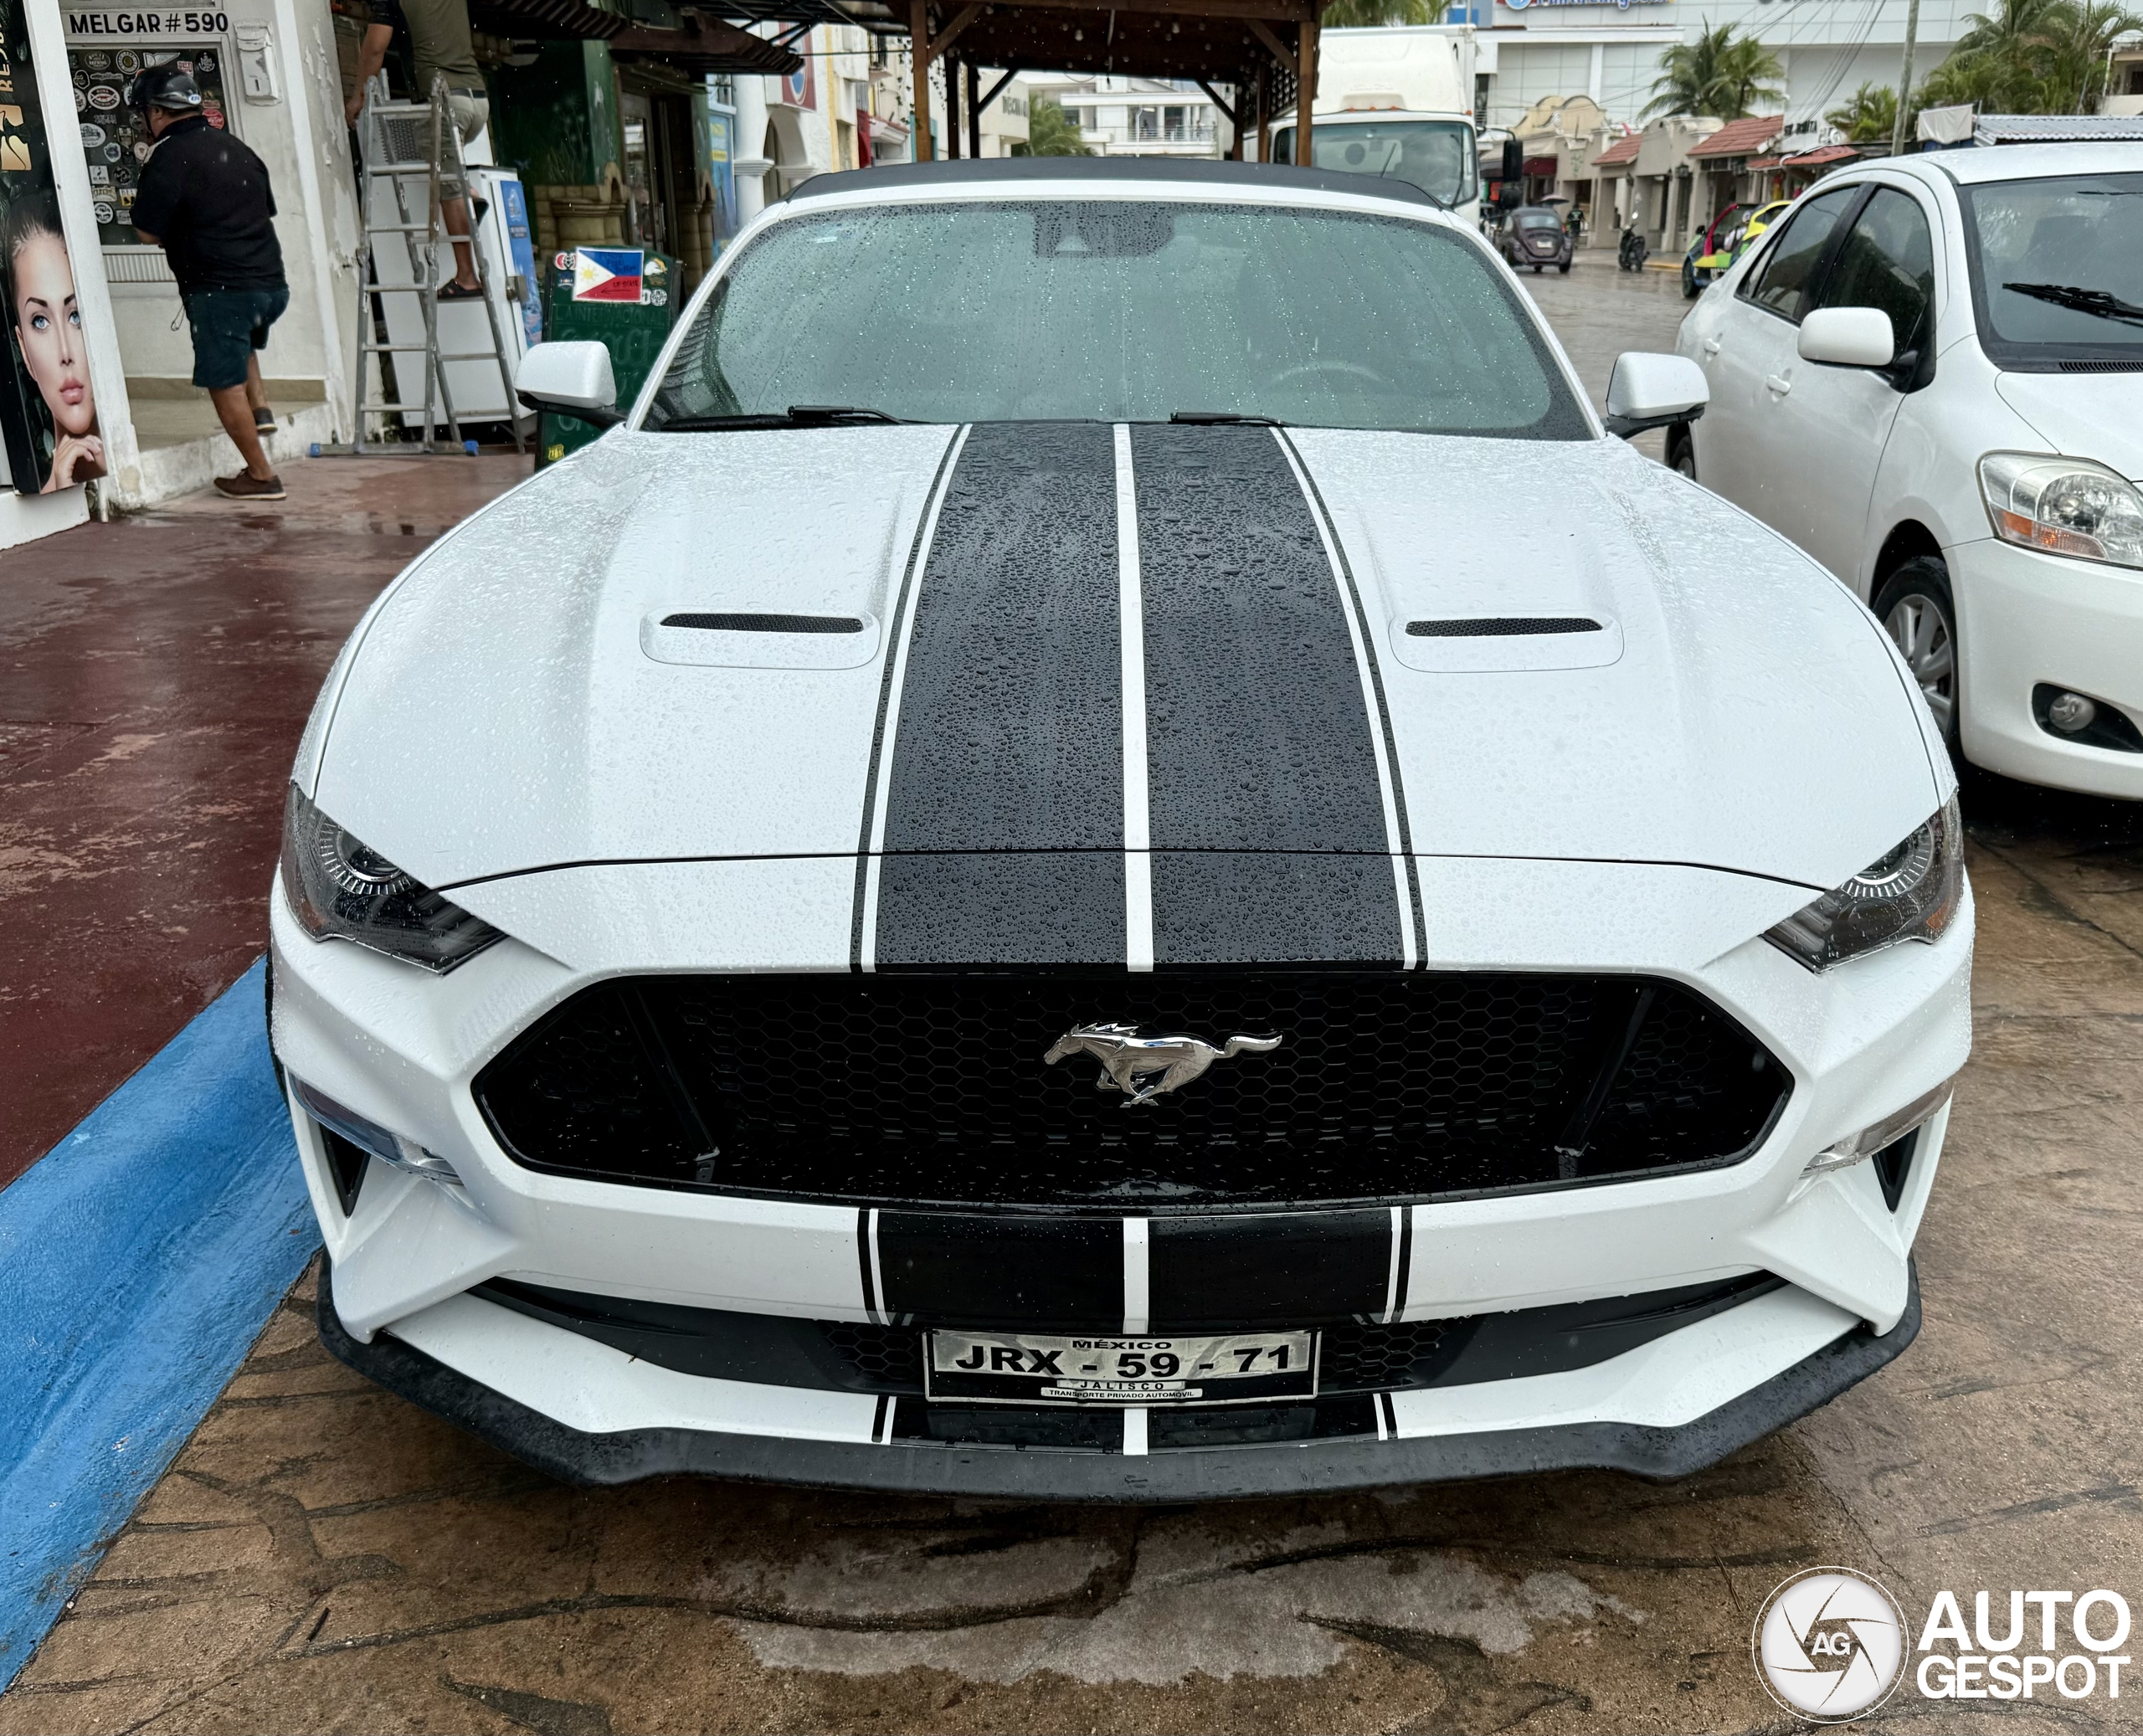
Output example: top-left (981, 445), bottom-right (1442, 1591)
top-left (280, 784), bottom-right (501, 972)
top-left (1979, 452), bottom-right (2143, 570)
top-left (1765, 798), bottom-right (1963, 972)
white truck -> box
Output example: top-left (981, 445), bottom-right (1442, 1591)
top-left (1271, 27), bottom-right (1480, 223)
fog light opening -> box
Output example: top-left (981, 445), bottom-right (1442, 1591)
top-left (2048, 691), bottom-right (2098, 734)
top-left (292, 1076), bottom-right (463, 1189)
top-left (1804, 1079), bottom-right (1955, 1181)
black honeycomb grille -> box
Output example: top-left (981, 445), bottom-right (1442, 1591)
top-left (474, 972), bottom-right (1786, 1210)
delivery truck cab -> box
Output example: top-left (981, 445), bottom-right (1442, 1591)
top-left (1270, 27), bottom-right (1480, 224)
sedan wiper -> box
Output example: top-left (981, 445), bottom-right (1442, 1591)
top-left (654, 404), bottom-right (907, 432)
top-left (1169, 410), bottom-right (1285, 426)
top-left (2002, 282), bottom-right (2143, 329)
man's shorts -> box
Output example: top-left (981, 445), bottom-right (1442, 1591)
top-left (184, 285), bottom-right (290, 391)
top-left (439, 91), bottom-right (488, 201)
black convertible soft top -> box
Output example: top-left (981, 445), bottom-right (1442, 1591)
top-left (782, 155), bottom-right (1447, 211)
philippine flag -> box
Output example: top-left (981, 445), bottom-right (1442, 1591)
top-left (572, 248), bottom-right (645, 304)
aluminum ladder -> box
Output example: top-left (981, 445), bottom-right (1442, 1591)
top-left (345, 76), bottom-right (527, 455)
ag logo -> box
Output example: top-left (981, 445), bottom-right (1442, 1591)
top-left (1754, 1567), bottom-right (1907, 1722)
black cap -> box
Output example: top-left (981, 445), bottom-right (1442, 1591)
top-left (126, 65), bottom-right (205, 114)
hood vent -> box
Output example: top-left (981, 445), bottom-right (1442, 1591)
top-left (1407, 617), bottom-right (1602, 638)
top-left (663, 612), bottom-right (866, 634)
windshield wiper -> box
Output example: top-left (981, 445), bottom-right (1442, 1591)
top-left (2002, 282), bottom-right (2143, 329)
top-left (655, 404), bottom-right (907, 432)
top-left (1169, 410), bottom-right (1286, 426)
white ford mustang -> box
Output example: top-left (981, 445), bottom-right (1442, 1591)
top-left (272, 158), bottom-right (1971, 1499)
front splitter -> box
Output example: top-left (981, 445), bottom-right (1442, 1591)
top-left (318, 1266), bottom-right (1920, 1502)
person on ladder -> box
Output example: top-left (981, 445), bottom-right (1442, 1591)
top-left (127, 65), bottom-right (288, 502)
top-left (345, 0), bottom-right (489, 300)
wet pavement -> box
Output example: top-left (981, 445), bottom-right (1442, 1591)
top-left (3, 276), bottom-right (2140, 1735)
top-left (0, 458), bottom-right (530, 1184)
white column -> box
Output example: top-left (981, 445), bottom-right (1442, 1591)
top-left (734, 64), bottom-right (770, 223)
top-left (1588, 43), bottom-right (1604, 104)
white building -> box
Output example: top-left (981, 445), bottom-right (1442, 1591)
top-left (1474, 0), bottom-right (1978, 137)
top-left (1020, 73), bottom-right (1226, 157)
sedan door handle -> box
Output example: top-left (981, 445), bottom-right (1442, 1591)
top-left (1702, 338), bottom-right (1722, 357)
top-left (1764, 372), bottom-right (1792, 396)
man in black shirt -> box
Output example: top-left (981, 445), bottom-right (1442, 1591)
top-left (128, 64), bottom-right (289, 501)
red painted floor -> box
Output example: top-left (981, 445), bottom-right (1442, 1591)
top-left (0, 457), bottom-right (531, 1188)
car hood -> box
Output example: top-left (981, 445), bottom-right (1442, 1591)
top-left (310, 424), bottom-right (1939, 904)
top-left (1994, 372), bottom-right (2143, 480)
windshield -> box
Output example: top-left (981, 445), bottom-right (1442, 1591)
top-left (643, 200), bottom-right (1585, 438)
top-left (1271, 121), bottom-right (1477, 208)
top-left (1961, 172), bottom-right (2143, 367)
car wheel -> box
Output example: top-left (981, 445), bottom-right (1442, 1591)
top-left (1873, 557), bottom-right (1961, 751)
top-left (1665, 425), bottom-right (1697, 480)
top-left (1682, 266), bottom-right (1699, 300)
top-left (1558, 262), bottom-right (1570, 275)
top-left (1533, 264), bottom-right (1543, 274)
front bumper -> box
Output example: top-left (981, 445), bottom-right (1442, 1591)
top-left (1955, 533), bottom-right (2143, 799)
top-left (321, 1261), bottom-right (1923, 1499)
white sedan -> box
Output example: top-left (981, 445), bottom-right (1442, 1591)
top-left (1674, 142), bottom-right (2143, 798)
top-left (271, 157), bottom-right (1968, 1499)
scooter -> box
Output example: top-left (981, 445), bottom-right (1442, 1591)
top-left (1617, 226), bottom-right (1648, 272)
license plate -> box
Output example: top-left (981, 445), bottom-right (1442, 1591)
top-left (925, 1329), bottom-right (1318, 1405)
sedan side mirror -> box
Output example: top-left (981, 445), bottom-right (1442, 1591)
top-left (1605, 352), bottom-right (1709, 439)
top-left (516, 341), bottom-right (623, 428)
top-left (1797, 306), bottom-right (1894, 368)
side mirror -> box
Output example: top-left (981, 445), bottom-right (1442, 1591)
top-left (1605, 352), bottom-right (1709, 439)
top-left (1797, 306), bottom-right (1894, 368)
top-left (516, 341), bottom-right (622, 427)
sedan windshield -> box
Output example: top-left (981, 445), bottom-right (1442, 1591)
top-left (1961, 172), bottom-right (2143, 365)
top-left (644, 199), bottom-right (1584, 438)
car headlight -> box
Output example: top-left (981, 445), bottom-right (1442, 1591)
top-left (1765, 798), bottom-right (1963, 972)
top-left (1979, 452), bottom-right (2143, 570)
top-left (279, 783), bottom-right (501, 972)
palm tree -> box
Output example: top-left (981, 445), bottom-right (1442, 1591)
top-left (1919, 0), bottom-right (2143, 116)
top-left (1644, 23), bottom-right (1786, 121)
top-left (1016, 96), bottom-right (1094, 157)
top-left (2043, 0), bottom-right (2143, 110)
top-left (1322, 0), bottom-right (1432, 24)
top-left (1826, 82), bottom-right (1900, 141)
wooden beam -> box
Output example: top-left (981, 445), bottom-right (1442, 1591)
top-left (1254, 62), bottom-right (1268, 160)
top-left (1195, 77), bottom-right (1236, 126)
top-left (944, 50), bottom-right (962, 154)
top-left (967, 59), bottom-right (982, 156)
top-left (977, 65), bottom-right (1020, 111)
top-left (969, 0), bottom-right (1313, 23)
top-left (911, 0), bottom-right (933, 157)
top-left (1244, 16), bottom-right (1294, 75)
top-left (922, 1), bottom-right (985, 64)
top-left (1297, 16), bottom-right (1317, 159)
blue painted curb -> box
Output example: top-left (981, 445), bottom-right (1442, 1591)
top-left (0, 959), bottom-right (318, 1688)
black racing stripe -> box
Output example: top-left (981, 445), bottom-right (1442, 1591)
top-left (1282, 429), bottom-right (1428, 966)
top-left (1391, 1209), bottom-right (1414, 1324)
top-left (875, 421), bottom-right (1126, 967)
top-left (1149, 852), bottom-right (1401, 963)
top-left (1149, 1210), bottom-right (1390, 1330)
top-left (852, 427), bottom-right (966, 970)
top-left (1130, 423), bottom-right (1400, 966)
top-left (877, 1212), bottom-right (1120, 1330)
top-left (856, 1207), bottom-right (879, 1323)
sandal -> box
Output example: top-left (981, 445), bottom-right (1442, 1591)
top-left (436, 280), bottom-right (486, 301)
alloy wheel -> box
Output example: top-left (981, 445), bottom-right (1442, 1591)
top-left (1884, 592), bottom-right (1955, 735)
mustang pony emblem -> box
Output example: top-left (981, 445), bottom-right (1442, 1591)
top-left (1044, 1023), bottom-right (1282, 1107)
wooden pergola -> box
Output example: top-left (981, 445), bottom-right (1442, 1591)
top-left (897, 0), bottom-right (1328, 163)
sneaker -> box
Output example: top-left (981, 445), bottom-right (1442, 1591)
top-left (215, 471), bottom-right (286, 501)
top-left (253, 406), bottom-right (275, 430)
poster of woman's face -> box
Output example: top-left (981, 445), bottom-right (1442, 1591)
top-left (3, 190), bottom-right (104, 492)
top-left (1, 0), bottom-right (106, 496)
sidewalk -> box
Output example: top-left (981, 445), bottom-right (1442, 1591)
top-left (0, 456), bottom-right (530, 1188)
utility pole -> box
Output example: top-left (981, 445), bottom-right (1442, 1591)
top-left (1890, 0), bottom-right (1921, 156)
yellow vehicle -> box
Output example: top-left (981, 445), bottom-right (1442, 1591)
top-left (1682, 198), bottom-right (1794, 297)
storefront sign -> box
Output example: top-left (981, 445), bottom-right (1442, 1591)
top-left (775, 60), bottom-right (815, 110)
top-left (0, 0), bottom-right (108, 495)
top-left (61, 12), bottom-right (233, 38)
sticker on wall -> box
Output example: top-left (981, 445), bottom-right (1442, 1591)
top-left (571, 247), bottom-right (645, 303)
top-left (80, 121), bottom-right (105, 144)
top-left (86, 83), bottom-right (119, 108)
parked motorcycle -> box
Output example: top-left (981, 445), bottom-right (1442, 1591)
top-left (1617, 226), bottom-right (1648, 272)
